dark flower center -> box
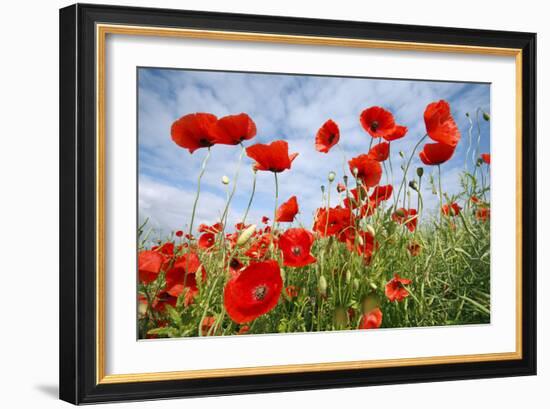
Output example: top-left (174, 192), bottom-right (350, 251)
top-left (199, 137), bottom-right (213, 147)
top-left (328, 133), bottom-right (336, 144)
top-left (370, 121), bottom-right (379, 131)
top-left (253, 285), bottom-right (268, 301)
top-left (291, 246), bottom-right (302, 256)
top-left (230, 258), bottom-right (241, 269)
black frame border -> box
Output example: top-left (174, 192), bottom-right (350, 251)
top-left (59, 3), bottom-right (536, 404)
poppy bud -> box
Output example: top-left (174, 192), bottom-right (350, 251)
top-left (328, 171), bottom-right (336, 182)
top-left (365, 224), bottom-right (375, 236)
top-left (369, 282), bottom-right (378, 290)
top-left (483, 111), bottom-right (490, 121)
top-left (465, 112), bottom-right (470, 117)
top-left (399, 151), bottom-right (405, 158)
top-left (320, 185), bottom-right (325, 194)
top-left (318, 275), bottom-right (327, 296)
top-left (221, 175), bottom-right (230, 185)
top-left (352, 278), bottom-right (360, 290)
top-left (409, 180), bottom-right (419, 191)
top-left (476, 158), bottom-right (483, 167)
top-left (353, 167), bottom-right (359, 177)
top-left (280, 268), bottom-right (286, 283)
top-left (395, 208), bottom-right (406, 217)
top-left (236, 224), bottom-right (257, 246)
top-left (416, 167), bottom-right (424, 177)
top-left (345, 270), bottom-right (352, 284)
top-left (343, 175), bottom-right (349, 186)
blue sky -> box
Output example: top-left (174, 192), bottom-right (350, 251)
top-left (138, 67), bottom-right (490, 238)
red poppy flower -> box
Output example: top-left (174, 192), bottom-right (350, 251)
top-left (359, 307), bottom-right (383, 329)
top-left (234, 222), bottom-right (250, 231)
top-left (313, 206), bottom-right (352, 237)
top-left (175, 230), bottom-right (183, 238)
top-left (385, 274), bottom-right (412, 302)
top-left (152, 291), bottom-right (178, 313)
top-left (210, 113), bottom-right (257, 145)
top-left (392, 208), bottom-right (418, 232)
top-left (407, 242), bottom-right (422, 257)
top-left (348, 154), bottom-right (383, 187)
top-left (470, 195), bottom-right (480, 204)
top-left (360, 106), bottom-right (396, 138)
top-left (245, 233), bottom-right (272, 259)
top-left (476, 207), bottom-right (490, 222)
top-left (441, 202), bottom-right (462, 216)
top-left (368, 142), bottom-right (390, 162)
top-left (224, 260), bottom-right (283, 324)
top-left (278, 228), bottom-right (317, 268)
top-left (369, 185), bottom-right (393, 206)
top-left (261, 216), bottom-right (270, 224)
top-left (384, 125), bottom-right (408, 141)
top-left (285, 285), bottom-right (299, 299)
top-left (237, 325), bottom-right (250, 335)
top-left (245, 140), bottom-right (299, 173)
top-left (336, 182), bottom-right (346, 193)
top-left (198, 222), bottom-right (223, 234)
top-left (138, 250), bottom-right (164, 284)
top-left (315, 119), bottom-right (340, 153)
top-left (419, 142), bottom-right (456, 165)
top-left (481, 153), bottom-right (491, 164)
top-left (165, 253), bottom-right (206, 300)
top-left (151, 241), bottom-right (175, 257)
top-left (345, 229), bottom-right (377, 264)
top-left (424, 100), bottom-right (460, 147)
top-left (198, 232), bottom-right (216, 250)
top-left (171, 113), bottom-right (218, 153)
top-left (276, 196), bottom-right (299, 222)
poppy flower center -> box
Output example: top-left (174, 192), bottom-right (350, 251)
top-left (199, 138), bottom-right (213, 147)
top-left (253, 285), bottom-right (268, 301)
top-left (370, 121), bottom-right (379, 131)
top-left (291, 246), bottom-right (302, 256)
top-left (230, 258), bottom-right (241, 269)
top-left (328, 133), bottom-right (336, 144)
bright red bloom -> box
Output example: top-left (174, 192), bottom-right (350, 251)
top-left (441, 202), bottom-right (462, 216)
top-left (360, 106), bottom-right (396, 138)
top-left (278, 228), bottom-right (317, 268)
top-left (210, 113), bottom-right (257, 145)
top-left (245, 233), bottom-right (272, 259)
top-left (345, 229), bottom-right (376, 264)
top-left (369, 185), bottom-right (393, 206)
top-left (285, 285), bottom-right (299, 299)
top-left (224, 260), bottom-right (283, 324)
top-left (385, 274), bottom-right (412, 302)
top-left (359, 307), bottom-right (383, 329)
top-left (384, 125), bottom-right (408, 141)
top-left (368, 142), bottom-right (390, 162)
top-left (481, 153), bottom-right (491, 164)
top-left (476, 207), bottom-right (490, 222)
top-left (198, 222), bottom-right (223, 234)
top-left (470, 195), bottom-right (481, 204)
top-left (151, 241), bottom-right (175, 257)
top-left (262, 216), bottom-right (270, 224)
top-left (276, 196), bottom-right (299, 222)
top-left (315, 119), bottom-right (340, 153)
top-left (313, 206), bottom-right (352, 237)
top-left (246, 140), bottom-right (299, 173)
top-left (171, 113), bottom-right (218, 154)
top-left (419, 142), bottom-right (456, 165)
top-left (198, 232), bottom-right (216, 250)
top-left (152, 291), bottom-right (178, 313)
top-left (348, 154), bottom-right (382, 187)
top-left (392, 208), bottom-right (418, 232)
top-left (234, 222), bottom-right (250, 231)
top-left (175, 230), bottom-right (183, 237)
top-left (165, 253), bottom-right (206, 301)
top-left (424, 100), bottom-right (460, 147)
top-left (138, 250), bottom-right (164, 284)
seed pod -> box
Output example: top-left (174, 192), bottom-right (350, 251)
top-left (399, 151), bottom-right (405, 158)
top-left (416, 167), bottom-right (424, 177)
top-left (236, 224), bottom-right (257, 246)
top-left (483, 111), bottom-right (490, 121)
top-left (319, 275), bottom-right (328, 296)
top-left (221, 175), bottom-right (230, 185)
top-left (328, 171), bottom-right (336, 182)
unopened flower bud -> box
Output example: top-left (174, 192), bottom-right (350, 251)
top-left (320, 185), bottom-right (325, 194)
top-left (395, 208), bottom-right (406, 217)
top-left (328, 171), bottom-right (336, 182)
top-left (476, 158), bottom-right (483, 167)
top-left (280, 268), bottom-right (286, 283)
top-left (483, 111), bottom-right (490, 121)
top-left (399, 151), bottom-right (405, 158)
top-left (465, 112), bottom-right (470, 117)
top-left (343, 175), bottom-right (349, 185)
top-left (365, 224), bottom-right (376, 236)
top-left (357, 234), bottom-right (364, 246)
top-left (369, 282), bottom-right (378, 290)
top-left (345, 270), bottom-right (352, 284)
top-left (353, 167), bottom-right (359, 176)
top-left (236, 224), bottom-right (256, 246)
top-left (409, 180), bottom-right (419, 191)
top-left (352, 278), bottom-right (360, 290)
top-left (318, 275), bottom-right (327, 296)
top-left (416, 167), bottom-right (424, 178)
top-left (221, 175), bottom-right (230, 185)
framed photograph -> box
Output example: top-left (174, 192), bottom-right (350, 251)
top-left (59, 3), bottom-right (536, 404)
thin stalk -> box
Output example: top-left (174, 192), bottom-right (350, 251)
top-left (393, 134), bottom-right (427, 212)
top-left (188, 148), bottom-right (211, 238)
top-left (241, 170), bottom-right (257, 225)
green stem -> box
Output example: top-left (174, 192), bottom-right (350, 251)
top-left (241, 170), bottom-right (257, 225)
top-left (393, 134), bottom-right (427, 212)
top-left (188, 148), bottom-right (211, 238)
